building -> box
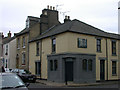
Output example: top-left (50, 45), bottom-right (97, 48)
top-left (0, 33), bottom-right (3, 67)
top-left (2, 31), bottom-right (16, 69)
top-left (118, 1), bottom-right (120, 80)
top-left (15, 16), bottom-right (40, 70)
top-left (29, 7), bottom-right (120, 83)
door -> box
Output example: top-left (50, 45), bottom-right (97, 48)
top-left (100, 60), bottom-right (105, 80)
top-left (65, 61), bottom-right (73, 81)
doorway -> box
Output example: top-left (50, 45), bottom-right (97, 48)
top-left (65, 61), bottom-right (73, 81)
top-left (100, 60), bottom-right (105, 80)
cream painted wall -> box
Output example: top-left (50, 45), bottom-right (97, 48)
top-left (29, 42), bottom-right (40, 74)
top-left (29, 31), bottom-right (119, 80)
top-left (41, 38), bottom-right (51, 79)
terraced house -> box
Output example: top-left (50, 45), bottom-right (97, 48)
top-left (15, 16), bottom-right (40, 70)
top-left (28, 6), bottom-right (120, 83)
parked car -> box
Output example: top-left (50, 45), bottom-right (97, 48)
top-left (0, 73), bottom-right (29, 90)
top-left (11, 69), bottom-right (36, 83)
top-left (4, 68), bottom-right (12, 72)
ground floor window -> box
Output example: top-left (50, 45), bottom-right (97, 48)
top-left (82, 59), bottom-right (93, 71)
top-left (112, 61), bottom-right (117, 75)
top-left (50, 60), bottom-right (58, 71)
top-left (35, 61), bottom-right (41, 75)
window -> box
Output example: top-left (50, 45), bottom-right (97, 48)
top-left (50, 60), bottom-right (58, 71)
top-left (88, 60), bottom-right (92, 71)
top-left (5, 45), bottom-right (8, 55)
top-left (54, 60), bottom-right (58, 71)
top-left (112, 41), bottom-right (116, 55)
top-left (112, 61), bottom-right (117, 75)
top-left (82, 59), bottom-right (93, 71)
top-left (22, 53), bottom-right (25, 65)
top-left (35, 61), bottom-right (41, 75)
top-left (97, 39), bottom-right (101, 52)
top-left (78, 38), bottom-right (87, 48)
top-left (17, 38), bottom-right (20, 49)
top-left (52, 38), bottom-right (56, 53)
top-left (50, 60), bottom-right (53, 71)
top-left (36, 42), bottom-right (39, 56)
top-left (82, 59), bottom-right (87, 71)
top-left (22, 37), bottom-right (25, 48)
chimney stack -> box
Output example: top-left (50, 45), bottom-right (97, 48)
top-left (8, 31), bottom-right (11, 38)
top-left (64, 15), bottom-right (71, 23)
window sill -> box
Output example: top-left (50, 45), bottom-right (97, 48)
top-left (23, 46), bottom-right (26, 49)
top-left (17, 48), bottom-right (20, 50)
top-left (97, 51), bottom-right (102, 53)
top-left (112, 74), bottom-right (117, 76)
top-left (22, 64), bottom-right (26, 66)
top-left (112, 54), bottom-right (117, 56)
top-left (36, 54), bottom-right (40, 56)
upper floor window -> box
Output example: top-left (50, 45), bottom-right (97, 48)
top-left (17, 38), bottom-right (20, 49)
top-left (22, 52), bottom-right (26, 65)
top-left (78, 38), bottom-right (87, 48)
top-left (52, 38), bottom-right (56, 53)
top-left (22, 37), bottom-right (25, 48)
top-left (112, 40), bottom-right (116, 55)
top-left (112, 61), bottom-right (117, 75)
top-left (97, 39), bottom-right (101, 52)
top-left (5, 45), bottom-right (8, 55)
top-left (36, 42), bottom-right (39, 56)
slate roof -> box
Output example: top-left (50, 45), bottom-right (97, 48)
top-left (30, 19), bottom-right (119, 42)
top-left (15, 28), bottom-right (29, 37)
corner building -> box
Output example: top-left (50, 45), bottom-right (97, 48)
top-left (29, 6), bottom-right (120, 83)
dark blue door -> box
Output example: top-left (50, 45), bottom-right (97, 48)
top-left (65, 61), bottom-right (73, 81)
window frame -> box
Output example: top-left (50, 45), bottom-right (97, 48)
top-left (112, 61), bottom-right (117, 75)
top-left (17, 38), bottom-right (20, 49)
top-left (96, 39), bottom-right (101, 52)
top-left (78, 38), bottom-right (87, 48)
top-left (36, 42), bottom-right (39, 56)
top-left (112, 41), bottom-right (116, 55)
top-left (54, 60), bottom-right (58, 71)
top-left (52, 38), bottom-right (56, 53)
top-left (22, 52), bottom-right (26, 65)
top-left (22, 36), bottom-right (25, 48)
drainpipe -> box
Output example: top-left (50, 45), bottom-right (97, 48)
top-left (106, 38), bottom-right (108, 81)
top-left (40, 39), bottom-right (42, 79)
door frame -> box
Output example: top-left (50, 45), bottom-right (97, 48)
top-left (100, 60), bottom-right (105, 81)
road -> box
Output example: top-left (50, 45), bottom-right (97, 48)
top-left (28, 82), bottom-right (119, 89)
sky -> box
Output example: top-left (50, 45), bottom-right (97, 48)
top-left (0, 0), bottom-right (119, 37)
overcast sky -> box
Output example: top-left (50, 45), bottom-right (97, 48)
top-left (0, 0), bottom-right (119, 37)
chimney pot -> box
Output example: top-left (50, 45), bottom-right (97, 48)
top-left (8, 31), bottom-right (11, 37)
top-left (53, 7), bottom-right (55, 10)
top-left (50, 6), bottom-right (52, 10)
top-left (47, 5), bottom-right (49, 9)
top-left (65, 16), bottom-right (68, 19)
top-left (68, 16), bottom-right (70, 19)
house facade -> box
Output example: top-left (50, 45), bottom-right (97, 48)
top-left (2, 31), bottom-right (16, 69)
top-left (0, 33), bottom-right (2, 67)
top-left (29, 7), bottom-right (120, 83)
top-left (16, 16), bottom-right (40, 70)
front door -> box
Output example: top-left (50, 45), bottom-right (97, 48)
top-left (65, 61), bottom-right (73, 81)
top-left (100, 60), bottom-right (105, 80)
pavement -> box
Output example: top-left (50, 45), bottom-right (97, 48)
top-left (36, 79), bottom-right (119, 87)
